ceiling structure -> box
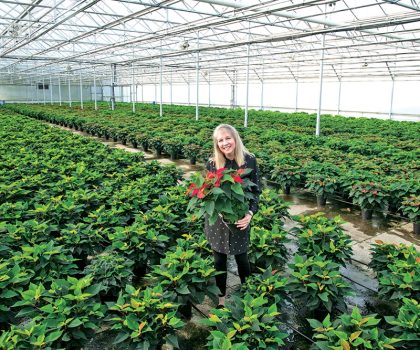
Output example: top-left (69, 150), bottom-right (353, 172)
top-left (1, 0), bottom-right (420, 87)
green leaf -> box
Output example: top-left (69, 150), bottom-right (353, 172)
top-left (45, 330), bottom-right (63, 343)
top-left (113, 332), bottom-right (130, 344)
top-left (69, 318), bottom-right (83, 328)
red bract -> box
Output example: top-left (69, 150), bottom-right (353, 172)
top-left (186, 183), bottom-right (196, 196)
top-left (232, 175), bottom-right (244, 184)
top-left (197, 184), bottom-right (207, 199)
top-left (206, 171), bottom-right (216, 180)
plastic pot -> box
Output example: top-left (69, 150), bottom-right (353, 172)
top-left (316, 195), bottom-right (327, 206)
top-left (361, 208), bottom-right (373, 220)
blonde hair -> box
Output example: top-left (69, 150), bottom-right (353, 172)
top-left (212, 124), bottom-right (250, 169)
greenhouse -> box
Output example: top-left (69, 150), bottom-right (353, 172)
top-left (0, 1), bottom-right (419, 349)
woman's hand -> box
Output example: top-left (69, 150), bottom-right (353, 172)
top-left (236, 213), bottom-right (253, 230)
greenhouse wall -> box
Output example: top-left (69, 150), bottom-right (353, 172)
top-left (138, 80), bottom-right (420, 121)
top-left (0, 84), bottom-right (92, 103)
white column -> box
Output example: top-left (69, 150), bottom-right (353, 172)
top-left (295, 79), bottom-right (299, 112)
top-left (337, 78), bottom-right (342, 115)
top-left (58, 75), bottom-right (62, 106)
top-left (244, 43), bottom-right (250, 127)
top-left (195, 34), bottom-right (200, 121)
top-left (208, 71), bottom-right (211, 107)
top-left (79, 70), bottom-right (83, 109)
top-left (170, 68), bottom-right (173, 105)
top-left (315, 34), bottom-right (326, 137)
top-left (160, 56), bottom-right (163, 117)
top-left (42, 75), bottom-right (46, 105)
top-left (389, 77), bottom-right (395, 119)
top-left (68, 75), bottom-right (72, 107)
top-left (132, 63), bottom-right (136, 113)
top-left (50, 75), bottom-right (53, 104)
top-left (93, 67), bottom-right (97, 110)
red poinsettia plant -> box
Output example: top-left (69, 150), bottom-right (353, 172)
top-left (186, 167), bottom-right (256, 225)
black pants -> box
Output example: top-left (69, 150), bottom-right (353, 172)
top-left (213, 250), bottom-right (251, 297)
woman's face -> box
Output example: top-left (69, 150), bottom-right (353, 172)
top-left (216, 128), bottom-right (236, 159)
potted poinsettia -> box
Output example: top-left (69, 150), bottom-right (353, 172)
top-left (186, 168), bottom-right (256, 228)
top-left (349, 181), bottom-right (389, 219)
top-left (400, 194), bottom-right (420, 235)
top-left (305, 174), bottom-right (338, 206)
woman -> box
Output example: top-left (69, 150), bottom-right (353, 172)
top-left (205, 124), bottom-right (261, 308)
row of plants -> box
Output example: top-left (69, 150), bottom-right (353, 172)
top-left (199, 212), bottom-right (419, 349)
top-left (6, 103), bottom-right (419, 229)
top-left (0, 109), bottom-right (294, 348)
top-left (1, 109), bottom-right (418, 349)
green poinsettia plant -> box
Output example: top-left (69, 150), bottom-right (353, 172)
top-left (186, 168), bottom-right (256, 225)
top-left (400, 194), bottom-right (420, 223)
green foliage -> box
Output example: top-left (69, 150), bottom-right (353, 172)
top-left (294, 213), bottom-right (353, 266)
top-left (240, 266), bottom-right (289, 307)
top-left (0, 260), bottom-right (33, 324)
top-left (147, 239), bottom-right (221, 306)
top-left (369, 241), bottom-right (419, 275)
top-left (385, 298), bottom-right (420, 349)
top-left (107, 284), bottom-right (184, 349)
top-left (400, 195), bottom-right (420, 223)
top-left (8, 276), bottom-right (106, 348)
top-left (249, 226), bottom-right (289, 272)
top-left (305, 174), bottom-right (339, 198)
top-left (83, 251), bottom-right (134, 298)
top-left (270, 155), bottom-right (303, 189)
top-left (10, 241), bottom-right (79, 283)
top-left (349, 181), bottom-right (389, 210)
top-left (109, 221), bottom-right (169, 269)
top-left (287, 255), bottom-right (353, 313)
top-left (309, 307), bottom-right (400, 350)
top-left (377, 258), bottom-right (420, 302)
top-left (201, 294), bottom-right (288, 350)
top-left (252, 188), bottom-right (290, 229)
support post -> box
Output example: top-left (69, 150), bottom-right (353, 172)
top-left (36, 78), bottom-right (39, 103)
top-left (111, 63), bottom-right (116, 110)
top-left (42, 75), bottom-right (46, 105)
top-left (160, 56), bottom-right (163, 117)
top-left (196, 34), bottom-right (200, 121)
top-left (50, 75), bottom-right (53, 104)
top-left (337, 78), bottom-right (342, 115)
top-left (208, 71), bottom-right (211, 107)
top-left (93, 67), bottom-right (97, 110)
top-left (389, 77), bottom-right (395, 120)
top-left (132, 63), bottom-right (136, 113)
top-left (68, 75), bottom-right (72, 107)
top-left (79, 70), bottom-right (83, 109)
top-left (244, 43), bottom-right (250, 127)
top-left (315, 34), bottom-right (326, 137)
top-left (295, 79), bottom-right (299, 112)
top-left (170, 68), bottom-right (173, 105)
top-left (230, 70), bottom-right (237, 108)
top-left (58, 75), bottom-right (62, 106)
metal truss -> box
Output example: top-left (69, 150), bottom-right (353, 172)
top-left (0, 0), bottom-right (420, 87)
